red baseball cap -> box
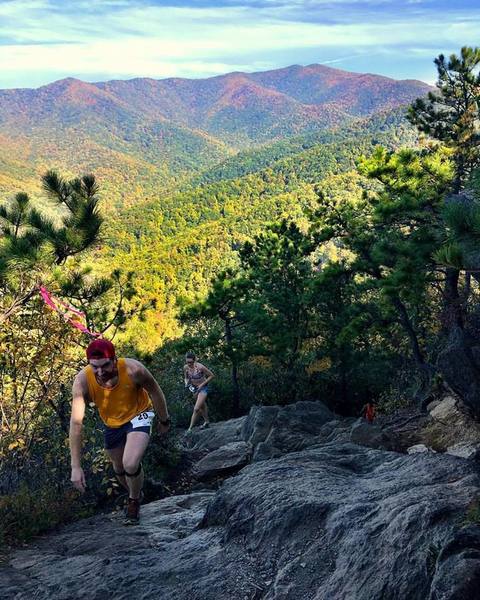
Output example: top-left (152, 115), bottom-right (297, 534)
top-left (86, 339), bottom-right (116, 360)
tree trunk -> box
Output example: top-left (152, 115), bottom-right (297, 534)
top-left (391, 296), bottom-right (437, 409)
top-left (339, 356), bottom-right (348, 410)
top-left (437, 271), bottom-right (480, 418)
top-left (225, 318), bottom-right (240, 416)
top-left (442, 267), bottom-right (463, 333)
top-left (391, 296), bottom-right (426, 367)
top-left (0, 288), bottom-right (37, 323)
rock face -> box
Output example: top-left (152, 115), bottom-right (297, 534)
top-left (429, 525), bottom-right (480, 600)
top-left (2, 401), bottom-right (480, 600)
top-left (419, 394), bottom-right (480, 453)
top-left (203, 444), bottom-right (480, 600)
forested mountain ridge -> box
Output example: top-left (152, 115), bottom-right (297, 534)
top-left (102, 106), bottom-right (420, 350)
top-left (193, 107), bottom-right (418, 185)
top-left (0, 64), bottom-right (430, 207)
top-left (0, 64), bottom-right (431, 145)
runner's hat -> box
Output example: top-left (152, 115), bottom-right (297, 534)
top-left (86, 339), bottom-right (116, 360)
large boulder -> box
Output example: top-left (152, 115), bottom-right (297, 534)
top-left (202, 443), bottom-right (480, 600)
top-left (193, 442), bottom-right (253, 481)
top-left (189, 401), bottom-right (336, 481)
top-left (430, 396), bottom-right (460, 421)
top-left (185, 416), bottom-right (246, 451)
top-left (188, 401), bottom-right (336, 478)
top-left (429, 525), bottom-right (480, 600)
top-left (419, 393), bottom-right (480, 452)
top-left (241, 405), bottom-right (279, 447)
top-left (242, 401), bottom-right (336, 462)
top-left (350, 419), bottom-right (396, 451)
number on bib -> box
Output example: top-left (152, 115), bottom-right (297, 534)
top-left (130, 411), bottom-right (154, 429)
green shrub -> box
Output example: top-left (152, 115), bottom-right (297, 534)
top-left (0, 483), bottom-right (94, 547)
top-left (0, 406), bottom-right (110, 547)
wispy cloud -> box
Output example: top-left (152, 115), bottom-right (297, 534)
top-left (0, 0), bottom-right (478, 87)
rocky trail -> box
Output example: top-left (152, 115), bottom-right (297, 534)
top-left (1, 399), bottom-right (480, 600)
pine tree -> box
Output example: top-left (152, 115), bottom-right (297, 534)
top-left (182, 269), bottom-right (247, 415)
top-left (408, 46), bottom-right (480, 193)
top-left (0, 171), bottom-right (103, 321)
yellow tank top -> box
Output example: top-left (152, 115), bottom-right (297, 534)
top-left (85, 358), bottom-right (152, 428)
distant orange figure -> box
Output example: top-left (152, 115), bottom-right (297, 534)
top-left (364, 402), bottom-right (376, 424)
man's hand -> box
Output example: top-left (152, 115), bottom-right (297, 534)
top-left (71, 466), bottom-right (86, 493)
top-left (155, 418), bottom-right (171, 435)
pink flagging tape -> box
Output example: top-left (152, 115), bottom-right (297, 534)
top-left (39, 286), bottom-right (102, 338)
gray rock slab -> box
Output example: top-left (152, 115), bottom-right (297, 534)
top-left (202, 443), bottom-right (480, 600)
top-left (446, 442), bottom-right (480, 461)
top-left (350, 419), bottom-right (396, 451)
top-left (185, 416), bottom-right (246, 451)
top-left (3, 441), bottom-right (479, 600)
top-left (193, 441), bottom-right (253, 480)
top-left (407, 443), bottom-right (435, 454)
top-left (0, 492), bottom-right (216, 600)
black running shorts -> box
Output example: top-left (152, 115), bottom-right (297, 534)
top-left (103, 411), bottom-right (154, 450)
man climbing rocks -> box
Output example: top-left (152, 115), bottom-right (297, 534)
top-left (69, 339), bottom-right (171, 525)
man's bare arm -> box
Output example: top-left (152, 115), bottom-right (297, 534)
top-left (70, 372), bottom-right (87, 493)
top-left (129, 360), bottom-right (169, 422)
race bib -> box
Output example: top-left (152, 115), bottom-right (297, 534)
top-left (130, 411), bottom-right (155, 429)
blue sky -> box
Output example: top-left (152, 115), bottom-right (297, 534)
top-left (0, 0), bottom-right (478, 88)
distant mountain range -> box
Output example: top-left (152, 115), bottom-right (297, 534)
top-left (0, 64), bottom-right (433, 349)
top-left (0, 63), bottom-right (431, 207)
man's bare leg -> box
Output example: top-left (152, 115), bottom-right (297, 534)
top-left (106, 445), bottom-right (128, 492)
top-left (123, 431), bottom-right (149, 500)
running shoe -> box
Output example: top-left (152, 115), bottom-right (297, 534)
top-left (123, 497), bottom-right (140, 525)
